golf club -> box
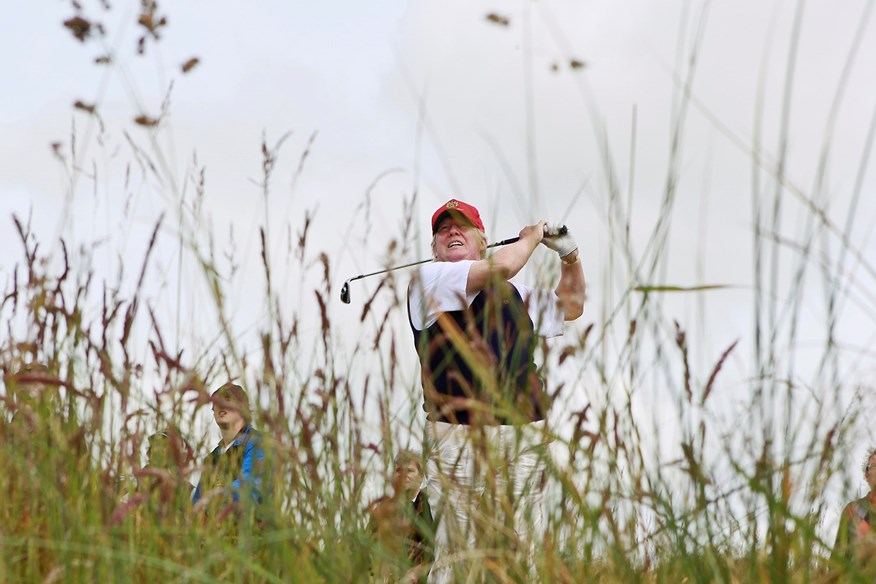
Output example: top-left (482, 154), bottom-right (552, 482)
top-left (340, 225), bottom-right (567, 304)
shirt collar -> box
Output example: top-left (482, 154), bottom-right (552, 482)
top-left (218, 424), bottom-right (251, 450)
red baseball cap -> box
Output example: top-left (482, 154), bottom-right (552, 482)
top-left (431, 199), bottom-right (486, 234)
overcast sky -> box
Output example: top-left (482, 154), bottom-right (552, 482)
top-left (2, 0), bottom-right (876, 537)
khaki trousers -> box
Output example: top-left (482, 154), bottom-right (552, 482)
top-left (424, 419), bottom-right (550, 584)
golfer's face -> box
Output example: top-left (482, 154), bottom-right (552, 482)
top-left (433, 215), bottom-right (484, 262)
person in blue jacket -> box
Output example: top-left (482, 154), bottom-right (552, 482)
top-left (193, 382), bottom-right (267, 516)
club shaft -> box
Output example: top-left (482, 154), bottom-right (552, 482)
top-left (345, 258), bottom-right (432, 283)
top-left (342, 224), bottom-right (566, 288)
top-left (346, 236), bottom-right (531, 283)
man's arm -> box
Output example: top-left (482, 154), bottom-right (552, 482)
top-left (540, 223), bottom-right (585, 320)
top-left (555, 249), bottom-right (585, 320)
top-left (466, 221), bottom-right (546, 295)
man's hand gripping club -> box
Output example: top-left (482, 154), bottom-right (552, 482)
top-left (541, 222), bottom-right (578, 261)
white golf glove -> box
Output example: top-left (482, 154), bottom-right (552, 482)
top-left (541, 222), bottom-right (578, 259)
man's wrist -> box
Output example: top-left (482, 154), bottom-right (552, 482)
top-left (561, 250), bottom-right (579, 265)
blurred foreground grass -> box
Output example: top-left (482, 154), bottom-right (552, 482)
top-left (0, 201), bottom-right (871, 584)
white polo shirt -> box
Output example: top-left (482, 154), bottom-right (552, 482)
top-left (408, 260), bottom-right (565, 337)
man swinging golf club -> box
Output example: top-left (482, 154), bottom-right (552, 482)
top-left (407, 198), bottom-right (585, 583)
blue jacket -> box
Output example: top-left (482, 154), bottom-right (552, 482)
top-left (193, 425), bottom-right (267, 506)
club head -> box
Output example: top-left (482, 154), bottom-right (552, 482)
top-left (340, 279), bottom-right (352, 304)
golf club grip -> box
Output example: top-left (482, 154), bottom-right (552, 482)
top-left (488, 225), bottom-right (567, 248)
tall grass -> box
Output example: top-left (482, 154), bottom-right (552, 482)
top-left (3, 1), bottom-right (876, 582)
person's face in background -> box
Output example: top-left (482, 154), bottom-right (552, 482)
top-left (8, 364), bottom-right (54, 405)
top-left (212, 396), bottom-right (245, 432)
top-left (147, 434), bottom-right (171, 469)
top-left (5, 364), bottom-right (57, 433)
top-left (394, 459), bottom-right (423, 498)
top-left (866, 453), bottom-right (876, 491)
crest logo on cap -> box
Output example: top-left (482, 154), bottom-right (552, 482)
top-left (446, 200), bottom-right (459, 209)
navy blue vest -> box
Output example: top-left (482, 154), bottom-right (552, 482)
top-left (409, 281), bottom-right (546, 425)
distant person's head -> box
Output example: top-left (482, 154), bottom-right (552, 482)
top-left (430, 199), bottom-right (488, 262)
top-left (210, 382), bottom-right (251, 432)
top-left (146, 426), bottom-right (191, 469)
top-left (4, 362), bottom-right (59, 430)
top-left (4, 362), bottom-right (55, 402)
top-left (393, 450), bottom-right (424, 499)
top-left (147, 431), bottom-right (171, 469)
top-left (864, 448), bottom-right (876, 490)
